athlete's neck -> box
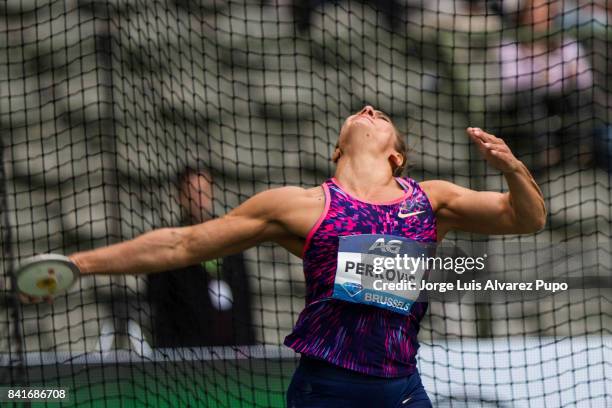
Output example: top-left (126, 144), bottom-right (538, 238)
top-left (334, 155), bottom-right (403, 201)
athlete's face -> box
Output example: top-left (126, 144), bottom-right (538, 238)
top-left (335, 106), bottom-right (402, 168)
top-left (340, 106), bottom-right (395, 145)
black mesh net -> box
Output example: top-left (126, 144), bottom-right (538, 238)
top-left (1, 0), bottom-right (611, 406)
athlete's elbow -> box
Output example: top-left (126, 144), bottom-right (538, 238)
top-left (533, 213), bottom-right (547, 232)
top-left (525, 218), bottom-right (546, 233)
top-left (524, 201), bottom-right (547, 232)
top-left (507, 196), bottom-right (547, 233)
top-left (513, 213), bottom-right (546, 233)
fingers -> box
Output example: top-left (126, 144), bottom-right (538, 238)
top-left (466, 127), bottom-right (520, 171)
top-left (489, 149), bottom-right (511, 160)
top-left (484, 143), bottom-right (512, 160)
top-left (466, 127), bottom-right (504, 145)
top-left (19, 293), bottom-right (40, 304)
top-left (482, 142), bottom-right (511, 154)
top-left (466, 127), bottom-right (487, 144)
top-left (18, 292), bottom-right (52, 305)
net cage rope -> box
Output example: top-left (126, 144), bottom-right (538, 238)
top-left (1, 0), bottom-right (611, 407)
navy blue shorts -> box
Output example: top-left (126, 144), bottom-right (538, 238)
top-left (287, 356), bottom-right (432, 408)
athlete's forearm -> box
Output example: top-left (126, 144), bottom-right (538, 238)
top-left (70, 210), bottom-right (274, 275)
top-left (70, 227), bottom-right (197, 276)
top-left (504, 161), bottom-right (547, 231)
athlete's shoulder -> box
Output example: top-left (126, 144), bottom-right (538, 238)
top-left (418, 180), bottom-right (465, 212)
top-left (231, 186), bottom-right (318, 219)
top-left (259, 185), bottom-right (323, 200)
top-left (250, 185), bottom-right (324, 213)
top-left (283, 186), bottom-right (325, 209)
top-left (419, 180), bottom-right (467, 194)
top-left (419, 179), bottom-right (455, 190)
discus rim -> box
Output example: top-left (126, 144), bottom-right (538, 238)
top-left (15, 254), bottom-right (79, 297)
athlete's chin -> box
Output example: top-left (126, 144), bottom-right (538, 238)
top-left (345, 121), bottom-right (372, 139)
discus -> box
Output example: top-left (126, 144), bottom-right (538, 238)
top-left (15, 254), bottom-right (79, 297)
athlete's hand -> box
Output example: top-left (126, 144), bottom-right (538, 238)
top-left (466, 127), bottom-right (521, 173)
top-left (14, 254), bottom-right (80, 305)
top-left (18, 292), bottom-right (54, 305)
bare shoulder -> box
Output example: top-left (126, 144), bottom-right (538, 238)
top-left (419, 180), bottom-right (465, 212)
top-left (241, 185), bottom-right (324, 216)
top-left (275, 185), bottom-right (325, 209)
top-left (420, 179), bottom-right (456, 193)
top-left (279, 185), bottom-right (322, 195)
top-left (258, 185), bottom-right (323, 201)
top-left (304, 185), bottom-right (325, 199)
top-left (248, 185), bottom-right (325, 239)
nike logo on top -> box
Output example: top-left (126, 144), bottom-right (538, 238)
top-left (397, 210), bottom-right (425, 219)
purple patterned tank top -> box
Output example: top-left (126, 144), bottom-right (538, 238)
top-left (284, 177), bottom-right (437, 377)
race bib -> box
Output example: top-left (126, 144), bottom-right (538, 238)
top-left (331, 234), bottom-right (434, 315)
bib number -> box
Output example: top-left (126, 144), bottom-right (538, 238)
top-left (331, 234), bottom-right (434, 315)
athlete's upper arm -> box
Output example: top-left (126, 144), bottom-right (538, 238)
top-left (422, 180), bottom-right (521, 236)
top-left (180, 187), bottom-right (306, 262)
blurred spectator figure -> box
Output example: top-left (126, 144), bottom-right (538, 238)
top-left (498, 0), bottom-right (593, 168)
top-left (148, 168), bottom-right (255, 347)
top-left (462, 0), bottom-right (501, 15)
top-left (292, 0), bottom-right (404, 32)
top-left (560, 0), bottom-right (612, 173)
top-left (593, 126), bottom-right (612, 172)
top-left (560, 0), bottom-right (611, 31)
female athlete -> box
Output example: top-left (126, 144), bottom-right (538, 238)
top-left (21, 105), bottom-right (546, 407)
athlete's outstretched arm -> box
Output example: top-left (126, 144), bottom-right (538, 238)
top-left (70, 187), bottom-right (306, 276)
top-left (423, 128), bottom-right (547, 237)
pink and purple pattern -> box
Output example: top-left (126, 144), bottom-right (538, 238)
top-left (284, 177), bottom-right (437, 378)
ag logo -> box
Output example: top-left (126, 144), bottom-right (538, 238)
top-left (368, 238), bottom-right (402, 254)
